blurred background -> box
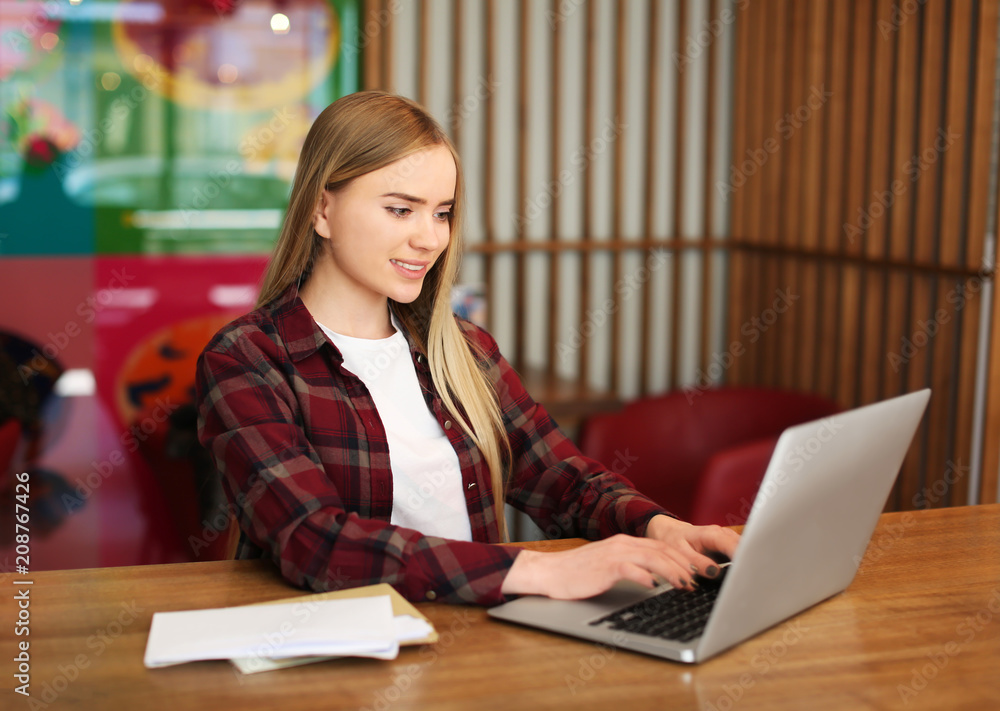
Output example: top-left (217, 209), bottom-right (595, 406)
top-left (1, 0), bottom-right (998, 571)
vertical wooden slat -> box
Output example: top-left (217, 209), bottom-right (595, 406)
top-left (892, 0), bottom-right (928, 400)
top-left (777, 0), bottom-right (806, 391)
top-left (861, 0), bottom-right (896, 410)
top-left (611, 0), bottom-right (627, 393)
top-left (514, 0), bottom-right (528, 367)
top-left (984, 272), bottom-right (1000, 503)
top-left (669, 0), bottom-right (686, 390)
top-left (904, 0), bottom-right (947, 509)
top-left (381, 0), bottom-right (395, 91)
top-left (966, 0), bottom-right (999, 505)
top-left (913, 0), bottom-right (947, 268)
top-left (727, 0), bottom-right (753, 386)
top-left (836, 0), bottom-right (870, 410)
top-left (483, 0), bottom-right (495, 329)
top-left (882, 0), bottom-right (922, 510)
top-left (964, 0), bottom-right (997, 271)
top-left (547, 0), bottom-right (562, 379)
top-left (810, 0), bottom-right (834, 396)
top-left (874, 0), bottom-right (901, 407)
top-left (417, 0), bottom-right (429, 106)
top-left (759, 0), bottom-right (787, 388)
top-left (643, 0), bottom-right (662, 396)
top-left (940, 1), bottom-right (974, 269)
top-left (819, 0), bottom-right (850, 400)
top-left (754, 0), bottom-right (788, 387)
top-left (851, 1), bottom-right (881, 411)
top-left (952, 274), bottom-right (983, 501)
top-left (796, 0), bottom-right (827, 393)
top-left (985, 179), bottom-right (1000, 502)
top-left (740, 0), bottom-right (766, 385)
top-left (924, 0), bottom-right (954, 508)
top-left (578, 0), bottom-right (596, 388)
top-left (451, 0), bottom-right (463, 143)
top-left (935, 0), bottom-right (974, 506)
top-left (699, 0), bottom-right (716, 385)
top-left (986, 38), bottom-right (1000, 503)
top-left (893, 1), bottom-right (930, 510)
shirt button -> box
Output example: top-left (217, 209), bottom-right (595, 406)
top-left (426, 590), bottom-right (437, 601)
top-left (444, 420), bottom-right (452, 430)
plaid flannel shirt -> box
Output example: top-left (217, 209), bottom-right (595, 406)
top-left (196, 284), bottom-right (669, 605)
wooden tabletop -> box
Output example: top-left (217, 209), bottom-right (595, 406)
top-left (3, 504), bottom-right (999, 711)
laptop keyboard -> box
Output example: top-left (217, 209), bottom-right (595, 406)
top-left (589, 569), bottom-right (727, 642)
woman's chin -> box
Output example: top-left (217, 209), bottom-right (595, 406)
top-left (389, 285), bottom-right (425, 305)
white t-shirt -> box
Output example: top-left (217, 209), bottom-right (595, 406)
top-left (318, 319), bottom-right (473, 542)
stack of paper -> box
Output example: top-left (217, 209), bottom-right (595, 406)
top-left (143, 588), bottom-right (436, 673)
top-left (231, 612), bottom-right (435, 674)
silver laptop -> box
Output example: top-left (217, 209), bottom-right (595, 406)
top-left (489, 389), bottom-right (931, 663)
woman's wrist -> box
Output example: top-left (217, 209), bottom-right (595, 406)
top-left (644, 513), bottom-right (691, 540)
top-left (500, 549), bottom-right (544, 597)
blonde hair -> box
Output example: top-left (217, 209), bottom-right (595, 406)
top-left (258, 91), bottom-right (511, 540)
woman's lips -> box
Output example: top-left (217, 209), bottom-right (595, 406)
top-left (391, 259), bottom-right (428, 278)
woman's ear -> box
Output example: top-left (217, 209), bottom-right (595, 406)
top-left (313, 190), bottom-right (333, 239)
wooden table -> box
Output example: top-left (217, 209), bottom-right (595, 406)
top-left (3, 505), bottom-right (999, 710)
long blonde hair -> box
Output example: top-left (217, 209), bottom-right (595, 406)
top-left (258, 91), bottom-right (511, 540)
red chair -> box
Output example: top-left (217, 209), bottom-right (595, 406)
top-left (0, 418), bottom-right (23, 487)
top-left (577, 387), bottom-right (842, 526)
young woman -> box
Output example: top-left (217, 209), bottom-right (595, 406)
top-left (196, 91), bottom-right (739, 606)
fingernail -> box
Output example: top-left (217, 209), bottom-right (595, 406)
top-left (689, 564), bottom-right (699, 573)
top-left (706, 565), bottom-right (719, 578)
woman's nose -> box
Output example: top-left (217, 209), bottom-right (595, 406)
top-left (411, 215), bottom-right (447, 251)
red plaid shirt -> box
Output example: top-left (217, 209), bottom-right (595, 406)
top-left (196, 285), bottom-right (669, 605)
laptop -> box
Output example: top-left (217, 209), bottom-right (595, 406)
top-left (489, 388), bottom-right (931, 663)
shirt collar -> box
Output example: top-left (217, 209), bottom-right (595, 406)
top-left (267, 283), bottom-right (424, 365)
top-left (267, 283), bottom-right (331, 363)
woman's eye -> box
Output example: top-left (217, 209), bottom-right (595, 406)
top-left (387, 207), bottom-right (411, 218)
top-left (434, 211), bottom-right (452, 222)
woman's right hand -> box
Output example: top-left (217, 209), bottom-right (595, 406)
top-left (499, 528), bottom-right (735, 600)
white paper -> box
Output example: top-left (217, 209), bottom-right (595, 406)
top-left (229, 615), bottom-right (435, 675)
top-left (144, 595), bottom-right (397, 668)
top-left (393, 615), bottom-right (435, 643)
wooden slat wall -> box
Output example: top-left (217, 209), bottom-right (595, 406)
top-left (360, 0), bottom-right (1000, 508)
top-left (728, 0), bottom-right (1000, 509)
top-left (370, 0), bottom-right (731, 399)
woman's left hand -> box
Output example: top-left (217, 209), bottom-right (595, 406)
top-left (643, 515), bottom-right (741, 590)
